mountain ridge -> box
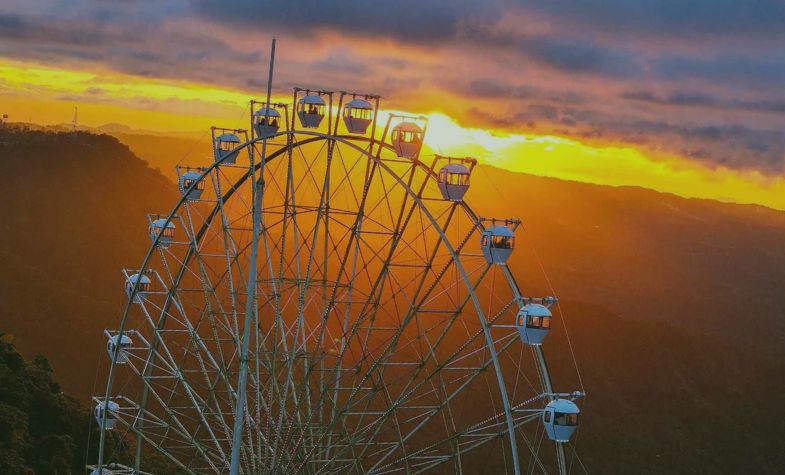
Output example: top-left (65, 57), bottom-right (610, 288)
top-left (2, 128), bottom-right (784, 472)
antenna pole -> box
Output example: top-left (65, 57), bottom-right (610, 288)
top-left (229, 36), bottom-right (276, 475)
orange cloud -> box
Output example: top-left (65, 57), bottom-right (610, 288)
top-left (3, 58), bottom-right (785, 210)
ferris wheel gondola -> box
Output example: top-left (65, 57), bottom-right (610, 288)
top-left (253, 105), bottom-right (282, 139)
top-left (343, 97), bottom-right (373, 134)
top-left (213, 132), bottom-right (241, 164)
top-left (297, 93), bottom-right (326, 128)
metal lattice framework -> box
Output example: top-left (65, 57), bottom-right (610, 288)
top-left (91, 45), bottom-right (583, 475)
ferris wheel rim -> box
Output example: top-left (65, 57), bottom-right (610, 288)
top-left (97, 129), bottom-right (558, 474)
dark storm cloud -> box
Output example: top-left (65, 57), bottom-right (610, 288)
top-left (467, 79), bottom-right (535, 99)
top-left (190, 0), bottom-right (785, 43)
top-left (0, 5), bottom-right (177, 57)
top-left (654, 56), bottom-right (785, 87)
top-left (622, 90), bottom-right (785, 114)
top-left (621, 90), bottom-right (716, 108)
top-left (521, 0), bottom-right (785, 40)
top-left (0, 13), bottom-right (115, 45)
top-left (192, 0), bottom-right (642, 80)
top-left (190, 0), bottom-right (501, 43)
top-left (463, 78), bottom-right (586, 105)
top-left (518, 36), bottom-right (642, 78)
top-left (0, 13), bottom-right (24, 35)
top-left (312, 50), bottom-right (368, 75)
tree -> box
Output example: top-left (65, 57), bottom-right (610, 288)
top-left (0, 333), bottom-right (98, 474)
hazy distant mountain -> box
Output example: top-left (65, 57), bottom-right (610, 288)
top-left (471, 166), bottom-right (785, 358)
top-left (3, 121), bottom-right (200, 140)
top-left (95, 123), bottom-right (200, 138)
top-left (1, 128), bottom-right (783, 473)
top-left (0, 128), bottom-right (179, 395)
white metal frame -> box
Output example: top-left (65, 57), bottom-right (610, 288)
top-left (93, 40), bottom-right (583, 475)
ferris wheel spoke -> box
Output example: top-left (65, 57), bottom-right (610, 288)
top-left (279, 147), bottom-right (385, 468)
top-left (107, 399), bottom-right (207, 474)
top-left (140, 249), bottom-right (251, 468)
top-left (317, 195), bottom-right (423, 427)
top-left (329, 160), bottom-right (532, 471)
top-left (368, 333), bottom-right (525, 475)
top-left (278, 137), bottom-right (342, 469)
top-left (270, 134), bottom-right (331, 471)
top-left (344, 163), bottom-right (428, 358)
top-left (138, 303), bottom-right (234, 468)
top-left (97, 118), bottom-right (580, 473)
top-left (316, 140), bottom-right (336, 451)
top-left (258, 172), bottom-right (291, 469)
top-left (112, 335), bottom-right (225, 472)
top-left (278, 151), bottom-right (428, 470)
top-left (341, 268), bottom-right (489, 471)
top-left (128, 258), bottom-right (210, 470)
top-left (292, 134), bottom-right (329, 197)
top-left (180, 206), bottom-right (237, 392)
top-left (208, 167), bottom-right (244, 345)
top-left (172, 307), bottom-right (239, 452)
top-left (314, 204), bottom-right (464, 470)
top-left (331, 139), bottom-right (369, 210)
top-left (274, 152), bottom-right (388, 468)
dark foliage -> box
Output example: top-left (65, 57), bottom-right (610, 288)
top-left (0, 334), bottom-right (100, 474)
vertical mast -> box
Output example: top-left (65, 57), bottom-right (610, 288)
top-left (229, 36), bottom-right (276, 475)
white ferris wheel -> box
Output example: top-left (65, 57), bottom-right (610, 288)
top-left (90, 40), bottom-right (585, 475)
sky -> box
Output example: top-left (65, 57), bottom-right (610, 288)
top-left (1, 0), bottom-right (785, 208)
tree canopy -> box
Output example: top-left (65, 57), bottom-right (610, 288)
top-left (0, 334), bottom-right (97, 474)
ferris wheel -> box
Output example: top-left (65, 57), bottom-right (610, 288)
top-left (89, 41), bottom-right (585, 475)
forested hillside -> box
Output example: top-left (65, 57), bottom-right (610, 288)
top-left (2, 127), bottom-right (784, 472)
top-left (0, 128), bottom-right (179, 396)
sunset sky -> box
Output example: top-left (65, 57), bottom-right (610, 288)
top-left (2, 1), bottom-right (785, 208)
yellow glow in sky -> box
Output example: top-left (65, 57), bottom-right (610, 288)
top-left (3, 58), bottom-right (785, 210)
top-left (420, 112), bottom-right (785, 210)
